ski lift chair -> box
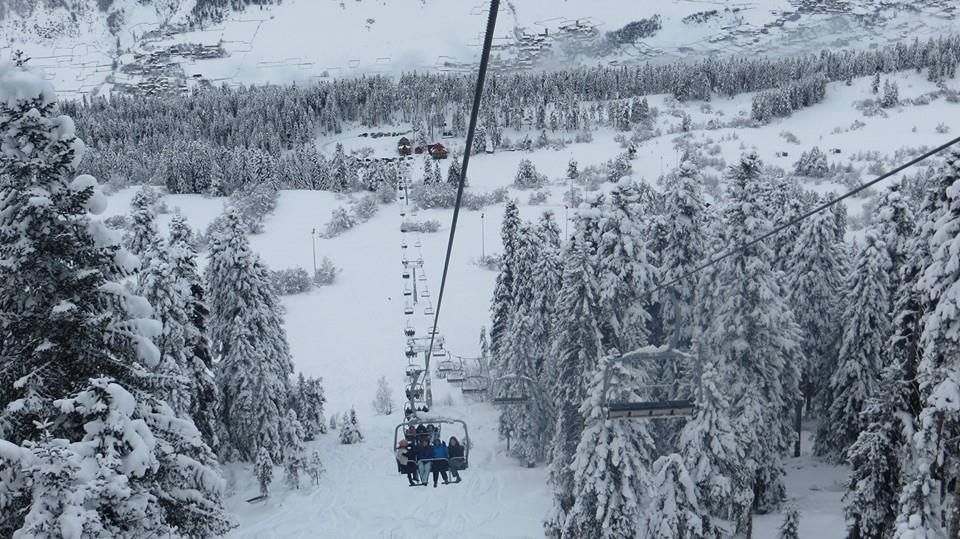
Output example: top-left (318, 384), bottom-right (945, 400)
top-left (461, 375), bottom-right (490, 395)
top-left (402, 270), bottom-right (411, 279)
top-left (394, 418), bottom-right (470, 471)
top-left (492, 374), bottom-right (539, 405)
top-left (418, 271), bottom-right (427, 282)
top-left (421, 287), bottom-right (431, 298)
top-left (404, 303), bottom-right (415, 315)
top-left (415, 240), bottom-right (422, 248)
top-left (423, 302), bottom-right (435, 316)
top-left (601, 346), bottom-right (697, 420)
top-left (405, 346), bottom-right (418, 359)
top-left (446, 371), bottom-right (466, 384)
top-left (401, 242), bottom-right (408, 249)
top-left (403, 286), bottom-right (412, 297)
top-left (404, 324), bottom-right (416, 337)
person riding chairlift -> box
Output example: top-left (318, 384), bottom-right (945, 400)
top-left (447, 437), bottom-right (465, 483)
top-left (395, 439), bottom-right (419, 486)
top-left (415, 438), bottom-right (433, 487)
top-left (430, 439), bottom-right (450, 487)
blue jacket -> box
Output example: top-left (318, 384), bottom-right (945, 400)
top-left (432, 443), bottom-right (449, 460)
top-left (416, 446), bottom-right (433, 461)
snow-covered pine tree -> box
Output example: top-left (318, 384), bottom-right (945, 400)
top-left (339, 407), bottom-right (363, 444)
top-left (15, 429), bottom-right (92, 538)
top-left (786, 210), bottom-right (844, 415)
top-left (560, 353), bottom-right (657, 538)
top-left (137, 237), bottom-right (192, 415)
top-left (490, 200), bottom-right (521, 367)
top-left (447, 155), bottom-right (462, 187)
top-left (168, 212), bottom-right (221, 450)
top-left (596, 179), bottom-right (655, 352)
top-left (0, 62), bottom-right (231, 536)
top-left (474, 124), bottom-right (487, 154)
top-left (125, 187), bottom-right (159, 256)
top-left (845, 365), bottom-right (908, 539)
top-left (544, 222), bottom-right (606, 538)
top-left (875, 182), bottom-right (916, 301)
top-left (779, 508), bottom-right (800, 539)
top-left (643, 453), bottom-right (704, 539)
top-left (660, 161), bottom-right (707, 349)
top-left (498, 224), bottom-right (554, 466)
top-left (709, 152), bottom-right (802, 518)
top-left (896, 149), bottom-right (960, 537)
top-left (530, 212), bottom-right (563, 378)
top-left (793, 147), bottom-right (829, 177)
top-left (282, 409), bottom-right (306, 489)
top-left (206, 208), bottom-right (294, 461)
top-left (373, 375), bottom-right (394, 415)
top-left (432, 161), bottom-right (443, 186)
top-left (256, 446), bottom-right (273, 497)
top-left (567, 158), bottom-right (579, 181)
top-left (679, 362), bottom-right (749, 536)
top-left (815, 232), bottom-right (891, 462)
top-left (292, 373), bottom-right (327, 439)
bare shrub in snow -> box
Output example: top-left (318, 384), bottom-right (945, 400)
top-left (314, 257), bottom-right (340, 286)
top-left (563, 186), bottom-right (585, 207)
top-left (528, 190), bottom-right (550, 205)
top-left (272, 267), bottom-right (313, 295)
top-left (574, 130), bottom-right (593, 144)
top-left (475, 254), bottom-right (502, 271)
top-left (376, 181), bottom-right (397, 203)
top-left (936, 123), bottom-right (951, 134)
top-left (323, 207), bottom-right (357, 238)
top-left (104, 214), bottom-right (130, 230)
top-left (402, 220), bottom-right (441, 233)
top-left (351, 194), bottom-right (379, 221)
top-left (779, 131), bottom-right (800, 144)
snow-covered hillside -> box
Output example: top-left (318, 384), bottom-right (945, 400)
top-left (87, 65), bottom-right (959, 536)
top-left (3, 0), bottom-right (957, 98)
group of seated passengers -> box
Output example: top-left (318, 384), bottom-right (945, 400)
top-left (396, 424), bottom-right (465, 487)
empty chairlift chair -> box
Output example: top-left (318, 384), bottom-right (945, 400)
top-left (423, 302), bottom-right (435, 316)
top-left (601, 346), bottom-right (697, 420)
top-left (404, 302), bottom-right (415, 315)
top-left (403, 286), bottom-right (412, 297)
top-left (402, 269), bottom-right (411, 279)
top-left (420, 286), bottom-right (431, 298)
top-left (492, 374), bottom-right (539, 405)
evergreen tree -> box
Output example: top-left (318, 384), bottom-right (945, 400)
top-left (473, 124), bottom-right (487, 154)
top-left (560, 354), bottom-right (656, 538)
top-left (566, 159), bottom-right (579, 181)
top-left (168, 213), bottom-right (221, 451)
top-left (779, 508), bottom-right (800, 539)
top-left (786, 210), bottom-right (844, 414)
top-left (896, 150), bottom-right (960, 537)
top-left (125, 187), bottom-right (158, 256)
top-left (709, 153), bottom-right (802, 520)
top-left (255, 446), bottom-right (273, 497)
top-left (596, 180), bottom-right (656, 352)
top-left (660, 161), bottom-right (708, 349)
top-left (544, 223), bottom-right (605, 537)
top-left (447, 155), bottom-right (461, 187)
top-left (292, 373), bottom-right (327, 439)
top-left (845, 366), bottom-right (908, 539)
top-left (815, 232), bottom-right (891, 462)
top-left (644, 454), bottom-right (704, 539)
top-left (206, 209), bottom-right (294, 461)
top-left (875, 182), bottom-right (916, 301)
top-left (490, 200), bottom-right (521, 367)
top-left (338, 407), bottom-right (363, 444)
top-left (881, 80), bottom-right (899, 108)
top-left (282, 409), bottom-right (306, 489)
top-left (0, 63), bottom-right (231, 536)
top-left (373, 375), bottom-right (394, 415)
top-left (679, 363), bottom-right (750, 535)
top-left (793, 147), bottom-right (829, 177)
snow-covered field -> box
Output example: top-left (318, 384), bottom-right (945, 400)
top-left (92, 68), bottom-right (959, 536)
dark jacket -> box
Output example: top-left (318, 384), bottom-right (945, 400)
top-left (448, 444), bottom-right (465, 459)
top-left (416, 445), bottom-right (433, 461)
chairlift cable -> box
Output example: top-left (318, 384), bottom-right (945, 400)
top-left (651, 135), bottom-right (960, 297)
top-left (424, 0), bottom-right (500, 369)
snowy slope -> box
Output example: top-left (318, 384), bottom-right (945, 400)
top-left (3, 0), bottom-right (958, 98)
top-left (96, 68), bottom-right (960, 536)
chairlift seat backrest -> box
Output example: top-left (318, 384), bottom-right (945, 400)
top-left (493, 395), bottom-right (529, 404)
top-left (606, 399), bottom-right (696, 419)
